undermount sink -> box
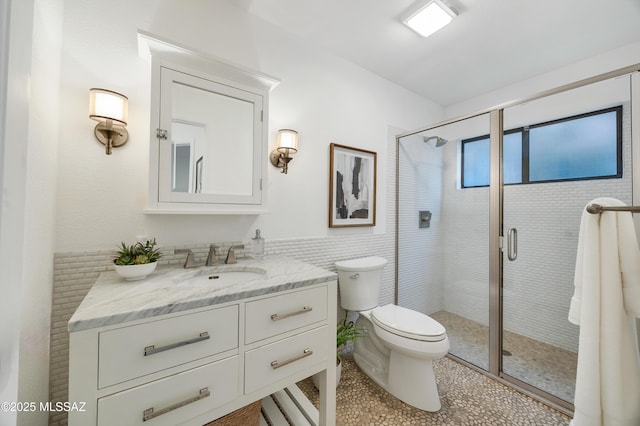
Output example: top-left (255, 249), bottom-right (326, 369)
top-left (175, 267), bottom-right (266, 289)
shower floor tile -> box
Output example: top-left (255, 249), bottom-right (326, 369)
top-left (297, 356), bottom-right (571, 425)
top-left (431, 310), bottom-right (577, 403)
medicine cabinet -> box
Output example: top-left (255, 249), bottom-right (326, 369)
top-left (138, 30), bottom-right (279, 214)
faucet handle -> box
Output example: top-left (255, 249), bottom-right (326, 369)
top-left (206, 244), bottom-right (220, 266)
top-left (225, 245), bottom-right (244, 264)
top-left (174, 249), bottom-right (198, 268)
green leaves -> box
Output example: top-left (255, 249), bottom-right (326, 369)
top-left (336, 317), bottom-right (366, 351)
top-left (114, 238), bottom-right (161, 265)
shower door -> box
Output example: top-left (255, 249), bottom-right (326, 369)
top-left (397, 113), bottom-right (492, 372)
top-left (500, 75), bottom-right (633, 406)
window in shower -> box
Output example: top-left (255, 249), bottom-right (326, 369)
top-left (461, 106), bottom-right (622, 188)
top-left (462, 131), bottom-right (522, 187)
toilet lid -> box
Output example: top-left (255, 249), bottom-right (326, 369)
top-left (371, 304), bottom-right (446, 342)
top-left (334, 256), bottom-right (387, 271)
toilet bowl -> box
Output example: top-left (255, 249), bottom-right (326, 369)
top-left (335, 256), bottom-right (449, 412)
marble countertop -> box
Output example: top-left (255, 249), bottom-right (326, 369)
top-left (68, 256), bottom-right (336, 332)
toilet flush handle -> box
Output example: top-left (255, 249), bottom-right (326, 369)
top-left (350, 273), bottom-right (360, 279)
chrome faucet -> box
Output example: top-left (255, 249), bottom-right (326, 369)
top-left (225, 245), bottom-right (244, 264)
top-left (206, 244), bottom-right (220, 266)
top-left (174, 249), bottom-right (199, 268)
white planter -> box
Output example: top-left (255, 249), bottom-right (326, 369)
top-left (312, 358), bottom-right (342, 389)
top-left (114, 261), bottom-right (158, 281)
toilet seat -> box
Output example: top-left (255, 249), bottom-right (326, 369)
top-left (371, 304), bottom-right (446, 342)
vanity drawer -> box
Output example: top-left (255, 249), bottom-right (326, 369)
top-left (97, 355), bottom-right (238, 426)
top-left (245, 286), bottom-right (327, 344)
top-left (98, 305), bottom-right (238, 388)
top-left (245, 325), bottom-right (328, 394)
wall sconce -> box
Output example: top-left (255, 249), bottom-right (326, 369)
top-left (270, 129), bottom-right (299, 174)
top-left (89, 88), bottom-right (129, 155)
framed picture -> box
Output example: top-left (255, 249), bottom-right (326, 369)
top-left (329, 143), bottom-right (377, 227)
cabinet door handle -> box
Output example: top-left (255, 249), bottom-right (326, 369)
top-left (144, 332), bottom-right (209, 356)
top-left (143, 387), bottom-right (210, 421)
top-left (270, 306), bottom-right (312, 321)
top-left (270, 348), bottom-right (313, 370)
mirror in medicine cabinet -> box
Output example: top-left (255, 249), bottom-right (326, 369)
top-left (139, 31), bottom-right (280, 213)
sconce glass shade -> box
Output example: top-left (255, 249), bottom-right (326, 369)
top-left (89, 88), bottom-right (129, 155)
top-left (270, 129), bottom-right (299, 174)
top-left (276, 129), bottom-right (299, 153)
top-left (89, 88), bottom-right (128, 125)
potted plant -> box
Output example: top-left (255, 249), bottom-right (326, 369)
top-left (313, 316), bottom-right (366, 388)
top-left (113, 238), bottom-right (161, 281)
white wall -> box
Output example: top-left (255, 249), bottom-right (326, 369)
top-left (0, 1), bottom-right (24, 422)
top-left (445, 40), bottom-right (640, 118)
top-left (18, 1), bottom-right (62, 423)
top-left (55, 0), bottom-right (442, 252)
top-left (0, 0), bottom-right (62, 424)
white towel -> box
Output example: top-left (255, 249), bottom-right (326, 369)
top-left (569, 198), bottom-right (640, 426)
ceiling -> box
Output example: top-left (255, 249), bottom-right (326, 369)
top-left (229, 0), bottom-right (640, 107)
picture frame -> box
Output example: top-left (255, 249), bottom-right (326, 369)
top-left (329, 143), bottom-right (377, 227)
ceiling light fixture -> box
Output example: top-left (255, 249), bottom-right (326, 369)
top-left (403, 0), bottom-right (457, 38)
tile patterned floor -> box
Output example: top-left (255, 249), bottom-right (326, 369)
top-left (297, 356), bottom-right (572, 425)
top-left (430, 311), bottom-right (577, 403)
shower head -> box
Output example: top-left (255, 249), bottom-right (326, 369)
top-left (423, 135), bottom-right (448, 147)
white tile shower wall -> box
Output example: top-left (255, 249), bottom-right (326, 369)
top-left (47, 128), bottom-right (399, 426)
top-left (397, 133), bottom-right (445, 314)
top-left (440, 154), bottom-right (490, 328)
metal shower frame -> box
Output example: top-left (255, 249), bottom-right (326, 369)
top-left (394, 63), bottom-right (640, 415)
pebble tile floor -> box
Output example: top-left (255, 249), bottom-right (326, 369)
top-left (297, 356), bottom-right (572, 425)
top-left (431, 311), bottom-right (577, 403)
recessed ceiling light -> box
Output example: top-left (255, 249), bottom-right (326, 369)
top-left (402, 0), bottom-right (457, 38)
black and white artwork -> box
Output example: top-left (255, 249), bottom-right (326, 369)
top-left (329, 143), bottom-right (377, 227)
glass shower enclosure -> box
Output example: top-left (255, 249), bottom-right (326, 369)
top-left (396, 66), bottom-right (639, 412)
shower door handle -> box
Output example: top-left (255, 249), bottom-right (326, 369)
top-left (507, 227), bottom-right (518, 261)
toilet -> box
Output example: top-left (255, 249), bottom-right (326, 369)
top-left (335, 256), bottom-right (449, 412)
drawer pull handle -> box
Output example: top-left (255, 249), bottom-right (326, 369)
top-left (143, 387), bottom-right (210, 421)
top-left (270, 348), bottom-right (313, 370)
top-left (270, 306), bottom-right (312, 321)
top-left (144, 332), bottom-right (209, 356)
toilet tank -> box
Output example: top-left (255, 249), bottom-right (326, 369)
top-left (335, 256), bottom-right (388, 311)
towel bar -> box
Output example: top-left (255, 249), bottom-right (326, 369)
top-left (586, 203), bottom-right (640, 214)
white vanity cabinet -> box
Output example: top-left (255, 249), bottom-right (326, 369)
top-left (69, 278), bottom-right (337, 426)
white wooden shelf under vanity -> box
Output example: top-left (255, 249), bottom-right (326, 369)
top-left (67, 256), bottom-right (337, 426)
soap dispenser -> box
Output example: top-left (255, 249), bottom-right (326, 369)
top-left (252, 229), bottom-right (264, 260)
